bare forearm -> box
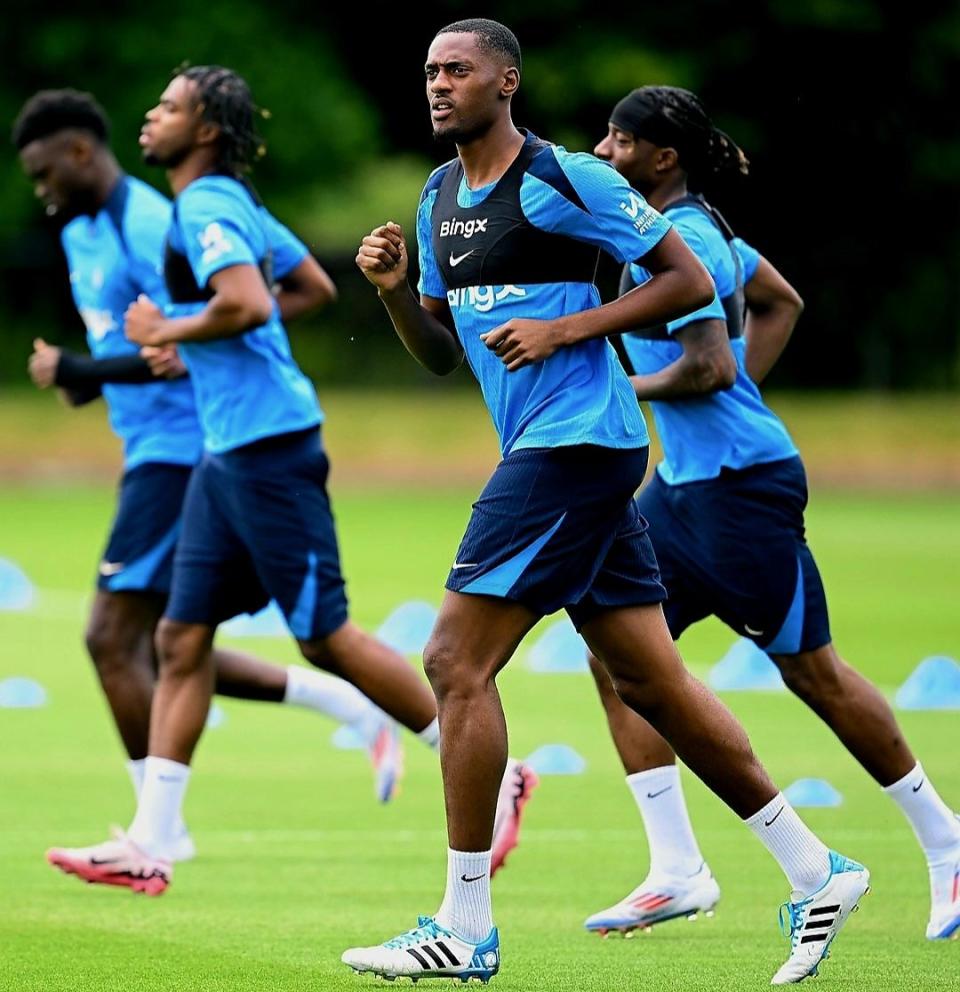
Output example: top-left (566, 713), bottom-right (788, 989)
top-left (744, 307), bottom-right (797, 383)
top-left (556, 268), bottom-right (713, 348)
top-left (155, 296), bottom-right (272, 345)
top-left (631, 358), bottom-right (729, 401)
top-left (378, 284), bottom-right (463, 375)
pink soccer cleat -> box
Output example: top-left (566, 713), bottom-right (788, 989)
top-left (368, 717), bottom-right (404, 804)
top-left (46, 828), bottom-right (171, 895)
top-left (491, 758), bottom-right (539, 877)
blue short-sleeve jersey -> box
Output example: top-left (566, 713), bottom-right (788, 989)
top-left (622, 205), bottom-right (797, 484)
top-left (60, 175), bottom-right (203, 469)
top-left (417, 137), bottom-right (670, 455)
top-left (165, 176), bottom-right (322, 453)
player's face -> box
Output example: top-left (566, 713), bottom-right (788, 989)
top-left (140, 76), bottom-right (202, 167)
top-left (594, 126), bottom-right (660, 193)
top-left (19, 132), bottom-right (93, 219)
top-left (425, 33), bottom-right (515, 144)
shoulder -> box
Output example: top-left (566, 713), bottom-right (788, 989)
top-left (669, 205), bottom-right (728, 264)
top-left (420, 159), bottom-right (457, 204)
top-left (177, 175), bottom-right (249, 216)
top-left (527, 144), bottom-right (622, 197)
top-left (60, 216), bottom-right (85, 251)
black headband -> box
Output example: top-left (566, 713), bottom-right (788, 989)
top-left (609, 89), bottom-right (687, 151)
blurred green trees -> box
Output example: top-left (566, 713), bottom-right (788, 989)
top-left (2, 0), bottom-right (958, 388)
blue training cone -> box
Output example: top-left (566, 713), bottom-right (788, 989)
top-left (221, 600), bottom-right (289, 637)
top-left (0, 676), bottom-right (47, 708)
top-left (895, 656), bottom-right (960, 710)
top-left (784, 778), bottom-right (844, 808)
top-left (524, 744), bottom-right (587, 776)
top-left (331, 724), bottom-right (367, 750)
top-left (0, 559), bottom-right (35, 611)
top-left (527, 618), bottom-right (589, 673)
top-left (707, 638), bottom-right (785, 691)
top-left (376, 601), bottom-right (437, 655)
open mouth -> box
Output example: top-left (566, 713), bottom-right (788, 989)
top-left (431, 101), bottom-right (454, 122)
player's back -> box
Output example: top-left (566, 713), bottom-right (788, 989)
top-left (622, 200), bottom-right (797, 485)
top-left (61, 175), bottom-right (202, 469)
top-left (163, 174), bottom-right (322, 454)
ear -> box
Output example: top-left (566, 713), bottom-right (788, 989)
top-left (500, 67), bottom-right (520, 99)
top-left (196, 120), bottom-right (221, 149)
top-left (70, 134), bottom-right (95, 166)
top-left (656, 146), bottom-right (679, 173)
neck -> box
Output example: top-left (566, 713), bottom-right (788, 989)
top-left (647, 174), bottom-right (688, 212)
top-left (167, 148), bottom-right (220, 196)
top-left (90, 153), bottom-right (123, 212)
top-left (456, 115), bottom-right (525, 189)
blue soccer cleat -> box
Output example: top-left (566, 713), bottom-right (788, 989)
top-left (926, 824), bottom-right (960, 940)
top-left (342, 916), bottom-right (500, 983)
top-left (771, 851), bottom-right (870, 985)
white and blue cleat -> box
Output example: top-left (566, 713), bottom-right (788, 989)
top-left (342, 916), bottom-right (500, 983)
top-left (584, 863), bottom-right (721, 935)
top-left (771, 850), bottom-right (870, 985)
top-left (926, 828), bottom-right (960, 940)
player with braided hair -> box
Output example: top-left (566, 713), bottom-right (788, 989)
top-left (583, 85), bottom-right (960, 951)
top-left (41, 66), bottom-right (450, 894)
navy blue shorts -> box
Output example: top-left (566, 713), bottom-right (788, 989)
top-left (447, 445), bottom-right (665, 629)
top-left (637, 456), bottom-right (831, 656)
top-left (165, 429), bottom-right (348, 639)
top-left (98, 462), bottom-right (193, 596)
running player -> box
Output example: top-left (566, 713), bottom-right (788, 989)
top-left (346, 20), bottom-right (869, 985)
top-left (38, 69), bottom-right (533, 897)
top-left (14, 91), bottom-right (403, 865)
top-left (583, 84), bottom-right (960, 943)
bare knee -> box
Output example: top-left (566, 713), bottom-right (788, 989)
top-left (772, 644), bottom-right (844, 706)
top-left (297, 619), bottom-right (355, 674)
top-left (423, 635), bottom-right (492, 704)
top-left (155, 619), bottom-right (211, 678)
top-left (85, 599), bottom-right (148, 674)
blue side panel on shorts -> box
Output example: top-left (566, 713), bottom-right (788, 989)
top-left (461, 513), bottom-right (567, 598)
top-left (107, 520), bottom-right (180, 593)
top-left (288, 551), bottom-right (318, 639)
top-left (763, 557), bottom-right (805, 654)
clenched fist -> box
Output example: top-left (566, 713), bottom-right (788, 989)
top-left (356, 222), bottom-right (408, 294)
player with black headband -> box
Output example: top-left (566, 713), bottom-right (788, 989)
top-left (38, 68), bottom-right (458, 894)
top-left (15, 88), bottom-right (414, 865)
top-left (348, 21), bottom-right (869, 985)
top-left (583, 85), bottom-right (960, 947)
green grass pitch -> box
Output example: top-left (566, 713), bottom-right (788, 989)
top-left (0, 484), bottom-right (957, 990)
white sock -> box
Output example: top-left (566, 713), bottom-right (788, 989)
top-left (745, 793), bottom-right (831, 896)
top-left (435, 849), bottom-right (493, 943)
top-left (418, 717), bottom-right (441, 750)
top-left (284, 665), bottom-right (378, 726)
top-left (126, 758), bottom-right (146, 799)
top-left (883, 762), bottom-right (960, 860)
top-left (126, 756), bottom-right (191, 860)
top-left (626, 765), bottom-right (705, 878)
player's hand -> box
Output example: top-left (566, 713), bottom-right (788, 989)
top-left (141, 345), bottom-right (187, 379)
top-left (356, 222), bottom-right (408, 293)
top-left (125, 294), bottom-right (167, 345)
top-left (28, 338), bottom-right (61, 389)
top-left (480, 319), bottom-right (559, 371)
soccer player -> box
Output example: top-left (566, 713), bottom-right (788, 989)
top-left (14, 90), bottom-right (403, 866)
top-left (346, 19), bottom-right (869, 985)
top-left (37, 68), bottom-right (533, 897)
top-left (580, 84), bottom-right (960, 943)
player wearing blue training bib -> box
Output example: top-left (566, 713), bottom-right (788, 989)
top-left (348, 20), bottom-right (868, 986)
top-left (584, 84), bottom-right (959, 947)
top-left (17, 91), bottom-right (416, 883)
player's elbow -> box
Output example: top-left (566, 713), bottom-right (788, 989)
top-left (689, 267), bottom-right (716, 312)
top-left (692, 349), bottom-right (736, 393)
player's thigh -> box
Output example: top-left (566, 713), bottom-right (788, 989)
top-left (222, 430), bottom-right (348, 641)
top-left (96, 462), bottom-right (192, 597)
top-left (446, 444), bottom-right (650, 618)
top-left (164, 456), bottom-right (268, 628)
